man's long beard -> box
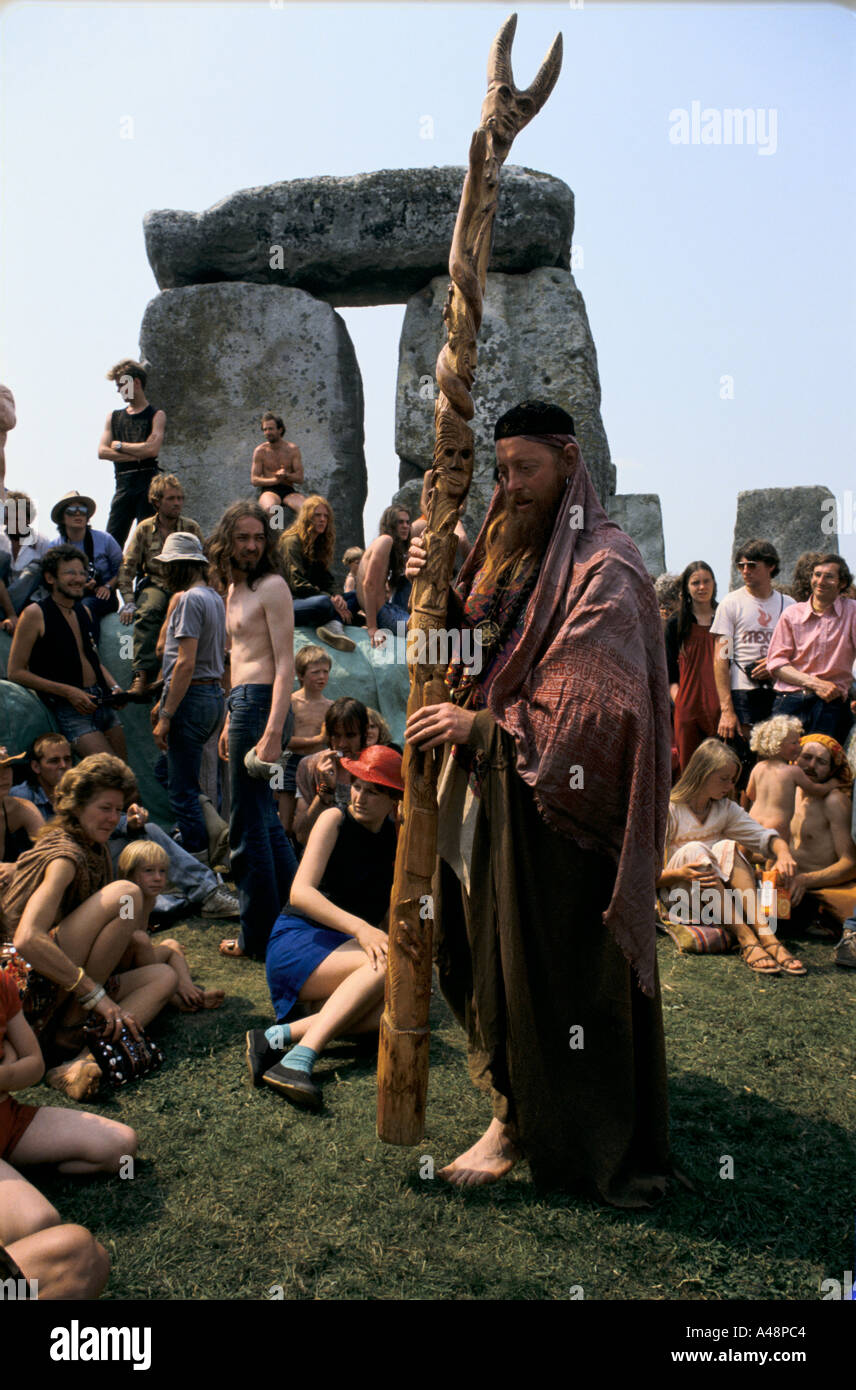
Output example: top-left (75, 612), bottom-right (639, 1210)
top-left (484, 477), bottom-right (567, 577)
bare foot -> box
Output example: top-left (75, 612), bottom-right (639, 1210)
top-left (173, 987), bottom-right (225, 1012)
top-left (46, 1054), bottom-right (101, 1100)
top-left (438, 1117), bottom-right (521, 1188)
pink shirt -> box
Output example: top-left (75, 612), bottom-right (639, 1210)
top-left (766, 596), bottom-right (856, 696)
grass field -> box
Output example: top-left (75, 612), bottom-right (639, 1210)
top-left (18, 920), bottom-right (856, 1302)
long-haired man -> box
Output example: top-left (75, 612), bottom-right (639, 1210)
top-left (209, 502), bottom-right (296, 959)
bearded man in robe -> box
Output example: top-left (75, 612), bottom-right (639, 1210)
top-left (406, 400), bottom-right (674, 1204)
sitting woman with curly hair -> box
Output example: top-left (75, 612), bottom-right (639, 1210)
top-left (278, 495), bottom-right (356, 652)
top-left (2, 753), bottom-right (177, 1098)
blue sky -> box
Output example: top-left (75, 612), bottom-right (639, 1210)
top-left (1, 1), bottom-right (853, 589)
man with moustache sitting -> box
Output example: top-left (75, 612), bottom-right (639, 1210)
top-left (405, 401), bottom-right (673, 1202)
top-left (787, 735), bottom-right (856, 967)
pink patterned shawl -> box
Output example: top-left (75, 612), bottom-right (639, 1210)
top-left (456, 452), bottom-right (672, 995)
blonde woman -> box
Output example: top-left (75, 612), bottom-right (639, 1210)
top-left (658, 738), bottom-right (804, 975)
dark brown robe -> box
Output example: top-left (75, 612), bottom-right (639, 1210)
top-left (435, 715), bottom-right (671, 1207)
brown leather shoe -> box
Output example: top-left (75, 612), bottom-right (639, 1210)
top-left (128, 672), bottom-right (151, 696)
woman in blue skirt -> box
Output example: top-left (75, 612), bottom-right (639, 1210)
top-left (249, 745), bottom-right (403, 1110)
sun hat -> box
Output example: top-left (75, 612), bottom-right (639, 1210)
top-left (159, 532), bottom-right (208, 565)
top-left (0, 745), bottom-right (27, 768)
top-left (51, 490), bottom-right (96, 527)
top-left (339, 744), bottom-right (404, 792)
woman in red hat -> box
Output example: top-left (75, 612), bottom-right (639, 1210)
top-left (248, 745), bottom-right (403, 1110)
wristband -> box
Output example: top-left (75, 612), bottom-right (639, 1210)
top-left (69, 965), bottom-right (85, 994)
top-left (80, 985), bottom-right (106, 1011)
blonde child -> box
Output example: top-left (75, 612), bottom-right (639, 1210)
top-left (278, 645), bottom-right (333, 834)
top-left (342, 547), bottom-right (363, 595)
top-left (747, 716), bottom-right (840, 841)
top-left (115, 842), bottom-right (224, 1012)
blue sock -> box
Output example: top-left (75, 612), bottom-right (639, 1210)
top-left (282, 1044), bottom-right (317, 1076)
top-left (265, 1024), bottom-right (292, 1051)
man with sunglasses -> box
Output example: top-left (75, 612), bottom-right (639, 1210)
top-left (712, 538), bottom-right (794, 738)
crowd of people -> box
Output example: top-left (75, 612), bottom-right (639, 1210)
top-left (657, 542), bottom-right (856, 973)
top-left (0, 364), bottom-right (853, 1299)
top-left (0, 362), bottom-right (431, 1295)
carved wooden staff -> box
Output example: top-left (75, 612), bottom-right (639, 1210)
top-left (377, 13), bottom-right (562, 1145)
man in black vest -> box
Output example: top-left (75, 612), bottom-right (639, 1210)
top-left (98, 359), bottom-right (166, 546)
top-left (7, 546), bottom-right (127, 758)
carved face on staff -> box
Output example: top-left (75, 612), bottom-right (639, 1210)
top-left (432, 417), bottom-right (473, 501)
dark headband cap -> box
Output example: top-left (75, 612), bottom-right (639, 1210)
top-left (494, 400), bottom-right (576, 442)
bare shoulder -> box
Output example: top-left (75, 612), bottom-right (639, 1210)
top-left (258, 572), bottom-right (290, 600)
top-left (826, 788), bottom-right (852, 822)
top-left (17, 602), bottom-right (44, 634)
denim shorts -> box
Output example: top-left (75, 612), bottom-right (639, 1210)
top-left (52, 685), bottom-right (121, 742)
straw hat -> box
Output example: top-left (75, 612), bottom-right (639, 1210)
top-left (51, 490), bottom-right (96, 527)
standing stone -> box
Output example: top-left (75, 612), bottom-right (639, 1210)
top-left (396, 267), bottom-right (614, 534)
top-left (139, 283), bottom-right (366, 545)
top-left (607, 495), bottom-right (666, 576)
top-left (730, 487), bottom-right (839, 589)
top-left (143, 167), bottom-right (573, 306)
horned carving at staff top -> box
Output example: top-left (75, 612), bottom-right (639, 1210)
top-left (377, 14), bottom-right (563, 1145)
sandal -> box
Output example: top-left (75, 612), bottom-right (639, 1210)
top-left (740, 943), bottom-right (781, 975)
top-left (219, 938), bottom-right (246, 959)
top-left (761, 938), bottom-right (807, 976)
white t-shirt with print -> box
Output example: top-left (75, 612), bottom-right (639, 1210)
top-left (710, 587), bottom-right (795, 691)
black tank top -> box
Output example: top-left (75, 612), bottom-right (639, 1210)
top-left (30, 596), bottom-right (106, 695)
top-left (111, 404), bottom-right (159, 473)
top-left (291, 810), bottom-right (396, 926)
top-left (1, 802), bottom-right (32, 864)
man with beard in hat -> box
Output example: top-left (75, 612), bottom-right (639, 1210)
top-left (405, 401), bottom-right (673, 1203)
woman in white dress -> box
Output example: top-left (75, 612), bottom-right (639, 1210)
top-left (658, 739), bottom-right (805, 974)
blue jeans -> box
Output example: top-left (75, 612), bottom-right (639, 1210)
top-left (227, 684), bottom-right (297, 959)
top-left (167, 684), bottom-right (225, 852)
top-left (731, 686), bottom-right (775, 731)
top-left (377, 601), bottom-right (410, 631)
top-left (292, 594), bottom-right (337, 626)
top-left (771, 690), bottom-right (852, 743)
top-left (377, 579), bottom-right (411, 632)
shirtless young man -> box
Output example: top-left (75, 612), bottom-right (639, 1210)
top-left (8, 547), bottom-right (127, 759)
top-left (788, 739), bottom-right (856, 928)
top-left (210, 502), bottom-right (297, 960)
top-left (356, 506), bottom-right (412, 648)
top-left (747, 717), bottom-right (839, 840)
top-left (250, 413), bottom-right (306, 523)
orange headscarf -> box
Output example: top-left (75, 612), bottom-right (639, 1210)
top-left (799, 734), bottom-right (853, 791)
